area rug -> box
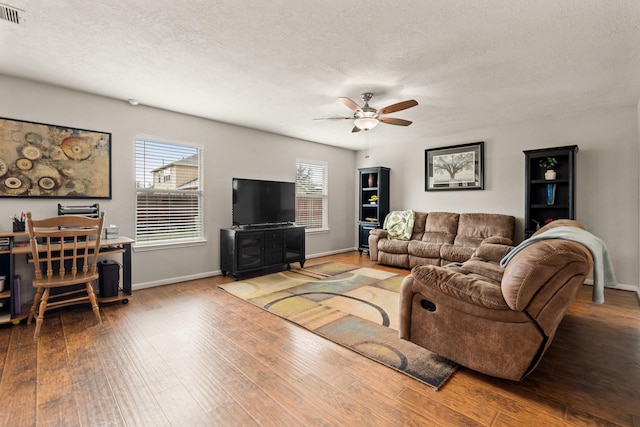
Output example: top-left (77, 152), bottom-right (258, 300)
top-left (218, 262), bottom-right (457, 390)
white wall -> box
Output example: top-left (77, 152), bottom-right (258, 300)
top-left (637, 99), bottom-right (640, 296)
top-left (357, 106), bottom-right (640, 289)
top-left (0, 75), bottom-right (357, 290)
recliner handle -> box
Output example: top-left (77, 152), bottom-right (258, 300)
top-left (420, 299), bottom-right (437, 312)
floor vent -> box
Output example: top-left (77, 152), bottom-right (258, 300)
top-left (0, 3), bottom-right (25, 25)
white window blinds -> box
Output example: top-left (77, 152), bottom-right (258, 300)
top-left (135, 139), bottom-right (203, 245)
top-left (295, 159), bottom-right (328, 231)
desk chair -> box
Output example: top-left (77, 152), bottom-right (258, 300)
top-left (26, 212), bottom-right (105, 339)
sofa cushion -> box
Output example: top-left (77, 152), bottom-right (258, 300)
top-left (410, 211), bottom-right (428, 240)
top-left (421, 212), bottom-right (458, 244)
top-left (440, 243), bottom-right (475, 264)
top-left (455, 213), bottom-right (516, 247)
top-left (446, 260), bottom-right (505, 285)
top-left (408, 240), bottom-right (442, 258)
top-left (377, 238), bottom-right (410, 254)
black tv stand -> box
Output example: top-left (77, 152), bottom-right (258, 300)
top-left (220, 225), bottom-right (305, 280)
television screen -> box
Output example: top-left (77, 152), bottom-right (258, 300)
top-left (232, 178), bottom-right (295, 226)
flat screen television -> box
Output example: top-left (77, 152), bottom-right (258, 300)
top-left (232, 178), bottom-right (296, 227)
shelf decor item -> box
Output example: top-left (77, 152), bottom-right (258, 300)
top-left (425, 142), bottom-right (484, 191)
top-left (368, 173), bottom-right (375, 188)
top-left (539, 157), bottom-right (558, 180)
top-left (546, 183), bottom-right (556, 205)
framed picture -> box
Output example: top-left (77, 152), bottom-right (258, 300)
top-left (0, 117), bottom-right (111, 198)
top-left (425, 141), bottom-right (484, 191)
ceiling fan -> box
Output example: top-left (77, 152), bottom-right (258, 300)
top-left (318, 93), bottom-right (418, 133)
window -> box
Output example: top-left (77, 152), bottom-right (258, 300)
top-left (295, 159), bottom-right (328, 231)
top-left (135, 139), bottom-right (203, 246)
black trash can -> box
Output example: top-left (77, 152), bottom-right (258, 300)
top-left (98, 260), bottom-right (120, 298)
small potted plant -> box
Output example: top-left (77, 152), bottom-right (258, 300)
top-left (539, 157), bottom-right (558, 180)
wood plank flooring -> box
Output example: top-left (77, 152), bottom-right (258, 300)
top-left (0, 251), bottom-right (638, 426)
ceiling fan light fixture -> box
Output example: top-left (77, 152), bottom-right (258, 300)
top-left (354, 117), bottom-right (379, 130)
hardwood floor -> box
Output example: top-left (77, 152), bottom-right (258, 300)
top-left (1, 251), bottom-right (638, 426)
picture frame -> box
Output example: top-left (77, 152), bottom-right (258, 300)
top-left (0, 117), bottom-right (111, 198)
top-left (425, 141), bottom-right (484, 191)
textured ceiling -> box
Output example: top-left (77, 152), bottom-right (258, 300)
top-left (1, 1), bottom-right (640, 150)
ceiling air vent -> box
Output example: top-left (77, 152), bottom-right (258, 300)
top-left (0, 3), bottom-right (25, 25)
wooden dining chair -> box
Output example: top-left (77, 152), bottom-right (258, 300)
top-left (26, 211), bottom-right (105, 339)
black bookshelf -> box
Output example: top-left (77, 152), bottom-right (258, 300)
top-left (523, 146), bottom-right (578, 238)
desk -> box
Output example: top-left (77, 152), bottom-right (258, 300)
top-left (0, 232), bottom-right (134, 323)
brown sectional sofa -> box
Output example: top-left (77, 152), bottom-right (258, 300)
top-left (368, 212), bottom-right (516, 268)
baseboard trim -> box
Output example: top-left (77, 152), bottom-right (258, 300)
top-left (132, 270), bottom-right (218, 291)
top-left (583, 278), bottom-right (639, 294)
top-left (131, 248), bottom-right (358, 290)
top-left (305, 247), bottom-right (357, 259)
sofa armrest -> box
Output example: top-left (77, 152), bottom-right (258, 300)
top-left (369, 228), bottom-right (388, 238)
top-left (473, 242), bottom-right (514, 263)
top-left (367, 228), bottom-right (387, 261)
top-left (481, 236), bottom-right (513, 246)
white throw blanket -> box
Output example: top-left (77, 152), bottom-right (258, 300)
top-left (499, 226), bottom-right (617, 304)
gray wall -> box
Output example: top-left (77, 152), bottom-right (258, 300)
top-left (357, 105), bottom-right (640, 290)
top-left (0, 75), bottom-right (357, 292)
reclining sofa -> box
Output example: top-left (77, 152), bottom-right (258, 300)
top-left (398, 220), bottom-right (594, 380)
top-left (368, 211), bottom-right (516, 268)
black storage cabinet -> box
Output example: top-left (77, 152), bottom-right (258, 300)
top-left (220, 225), bottom-right (306, 280)
top-left (357, 167), bottom-right (390, 254)
top-left (98, 260), bottom-right (120, 298)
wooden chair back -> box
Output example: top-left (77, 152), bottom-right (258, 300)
top-left (27, 212), bottom-right (105, 282)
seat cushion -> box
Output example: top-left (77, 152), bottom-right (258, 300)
top-left (444, 260), bottom-right (504, 285)
top-left (378, 238), bottom-right (410, 254)
top-left (407, 240), bottom-right (442, 258)
top-left (411, 264), bottom-right (509, 310)
top-left (440, 243), bottom-right (475, 264)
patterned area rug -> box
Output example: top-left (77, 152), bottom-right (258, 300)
top-left (218, 262), bottom-right (457, 390)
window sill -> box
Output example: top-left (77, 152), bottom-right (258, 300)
top-left (133, 238), bottom-right (207, 252)
top-left (305, 228), bottom-right (329, 234)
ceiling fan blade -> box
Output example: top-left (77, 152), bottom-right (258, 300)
top-left (313, 116), bottom-right (353, 120)
top-left (379, 117), bottom-right (413, 126)
top-left (351, 126), bottom-right (362, 133)
top-left (338, 97), bottom-right (363, 112)
top-left (378, 99), bottom-right (418, 115)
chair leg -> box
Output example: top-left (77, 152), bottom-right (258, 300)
top-left (86, 282), bottom-right (101, 324)
top-left (34, 288), bottom-right (50, 339)
top-left (28, 287), bottom-right (44, 325)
